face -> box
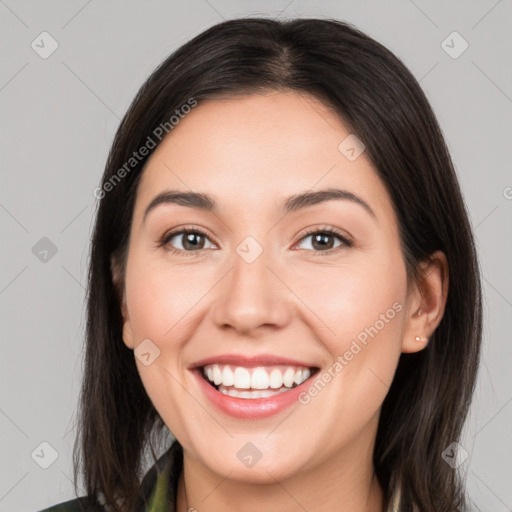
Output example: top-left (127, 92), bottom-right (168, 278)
top-left (116, 90), bottom-right (419, 483)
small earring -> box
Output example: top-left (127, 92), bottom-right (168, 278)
top-left (416, 308), bottom-right (422, 317)
top-left (415, 336), bottom-right (426, 342)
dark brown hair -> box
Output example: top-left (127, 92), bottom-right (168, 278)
top-left (73, 17), bottom-right (482, 512)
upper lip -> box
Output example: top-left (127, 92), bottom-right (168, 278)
top-left (190, 353), bottom-right (318, 369)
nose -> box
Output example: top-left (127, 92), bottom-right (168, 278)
top-left (210, 245), bottom-right (293, 336)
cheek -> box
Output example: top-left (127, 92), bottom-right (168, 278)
top-left (295, 259), bottom-right (405, 342)
top-left (124, 252), bottom-right (196, 434)
top-left (294, 250), bottom-right (407, 391)
top-left (124, 249), bottom-right (211, 343)
top-left (292, 270), bottom-right (405, 442)
top-left (123, 250), bottom-right (217, 414)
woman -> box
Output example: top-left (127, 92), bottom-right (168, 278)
top-left (39, 17), bottom-right (482, 512)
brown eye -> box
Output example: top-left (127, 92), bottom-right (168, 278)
top-left (309, 233), bottom-right (336, 250)
top-left (162, 228), bottom-right (215, 255)
top-left (295, 229), bottom-right (352, 254)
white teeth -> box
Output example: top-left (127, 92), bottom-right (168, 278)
top-left (233, 367), bottom-right (251, 389)
top-left (202, 363), bottom-right (315, 392)
top-left (269, 368), bottom-right (283, 388)
top-left (212, 364), bottom-right (222, 385)
top-left (222, 366), bottom-right (234, 387)
top-left (251, 368), bottom-right (270, 389)
top-left (293, 368), bottom-right (311, 386)
top-left (283, 367), bottom-right (295, 387)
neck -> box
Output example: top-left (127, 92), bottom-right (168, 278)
top-left (175, 419), bottom-right (385, 512)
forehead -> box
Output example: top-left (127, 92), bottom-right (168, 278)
top-left (133, 91), bottom-right (395, 224)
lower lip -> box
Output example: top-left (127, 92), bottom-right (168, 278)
top-left (193, 369), bottom-right (314, 419)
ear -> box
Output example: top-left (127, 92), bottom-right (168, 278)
top-left (110, 254), bottom-right (135, 350)
top-left (401, 250), bottom-right (449, 353)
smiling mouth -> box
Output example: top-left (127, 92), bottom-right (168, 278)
top-left (200, 363), bottom-right (319, 399)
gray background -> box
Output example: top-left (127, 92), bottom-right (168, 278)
top-left (1, 1), bottom-right (511, 511)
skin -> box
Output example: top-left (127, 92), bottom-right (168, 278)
top-left (112, 90), bottom-right (448, 512)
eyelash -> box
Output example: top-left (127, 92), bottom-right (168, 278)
top-left (159, 225), bottom-right (353, 258)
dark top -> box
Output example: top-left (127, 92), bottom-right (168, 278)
top-left (38, 440), bottom-right (404, 511)
top-left (37, 441), bottom-right (183, 512)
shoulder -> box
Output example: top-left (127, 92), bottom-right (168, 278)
top-left (37, 496), bottom-right (106, 512)
top-left (37, 441), bottom-right (183, 512)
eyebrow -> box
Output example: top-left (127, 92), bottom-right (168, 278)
top-left (143, 187), bottom-right (376, 222)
